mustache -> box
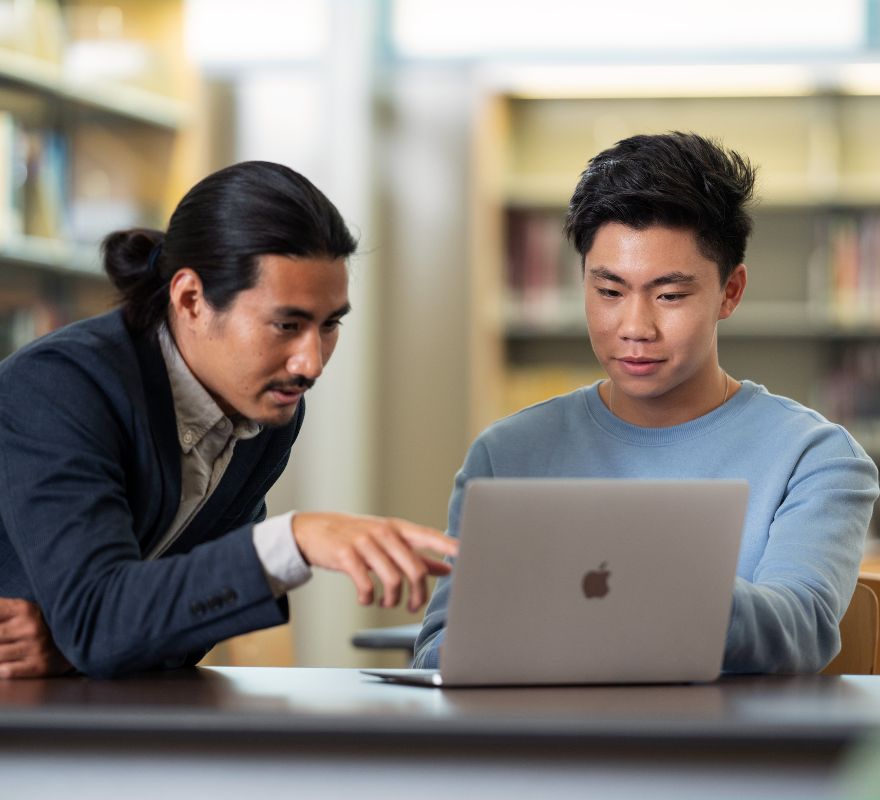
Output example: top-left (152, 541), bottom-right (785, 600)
top-left (264, 375), bottom-right (316, 392)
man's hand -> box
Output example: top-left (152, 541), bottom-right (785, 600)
top-left (292, 513), bottom-right (458, 612)
top-left (0, 598), bottom-right (72, 678)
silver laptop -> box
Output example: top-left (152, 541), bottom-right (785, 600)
top-left (363, 478), bottom-right (748, 687)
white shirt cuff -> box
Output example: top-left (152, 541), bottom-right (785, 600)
top-left (252, 511), bottom-right (312, 597)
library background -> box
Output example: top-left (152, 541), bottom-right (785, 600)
top-left (2, 0), bottom-right (880, 667)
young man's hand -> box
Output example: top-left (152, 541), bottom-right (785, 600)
top-left (0, 598), bottom-right (73, 678)
top-left (291, 513), bottom-right (458, 613)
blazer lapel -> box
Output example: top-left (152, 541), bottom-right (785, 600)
top-left (132, 327), bottom-right (182, 551)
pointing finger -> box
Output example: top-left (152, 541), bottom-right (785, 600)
top-left (393, 523), bottom-right (459, 557)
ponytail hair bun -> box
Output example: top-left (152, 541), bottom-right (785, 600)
top-left (101, 228), bottom-right (168, 334)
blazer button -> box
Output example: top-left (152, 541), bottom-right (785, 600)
top-left (222, 588), bottom-right (238, 604)
top-left (190, 601), bottom-right (207, 616)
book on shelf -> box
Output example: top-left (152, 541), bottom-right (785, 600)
top-left (23, 125), bottom-right (68, 239)
top-left (810, 213), bottom-right (880, 327)
top-left (0, 108), bottom-right (70, 247)
top-left (817, 341), bottom-right (880, 455)
top-left (0, 109), bottom-right (26, 242)
top-left (506, 207), bottom-right (880, 334)
top-left (505, 208), bottom-right (582, 330)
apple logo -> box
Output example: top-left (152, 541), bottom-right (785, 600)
top-left (582, 562), bottom-right (610, 599)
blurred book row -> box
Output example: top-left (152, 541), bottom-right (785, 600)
top-left (0, 0), bottom-right (176, 252)
top-left (505, 207), bottom-right (880, 331)
top-left (504, 209), bottom-right (583, 330)
top-left (0, 298), bottom-right (68, 358)
top-left (812, 213), bottom-right (880, 326)
top-left (0, 103), bottom-right (160, 249)
top-left (821, 343), bottom-right (880, 444)
top-left (0, 1), bottom-right (185, 360)
top-left (0, 110), bottom-right (68, 243)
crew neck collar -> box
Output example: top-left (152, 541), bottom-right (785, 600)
top-left (582, 379), bottom-right (761, 446)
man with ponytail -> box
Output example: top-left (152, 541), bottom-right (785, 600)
top-left (0, 161), bottom-right (456, 679)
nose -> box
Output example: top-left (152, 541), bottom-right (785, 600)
top-left (618, 296), bottom-right (657, 342)
top-left (286, 329), bottom-right (324, 380)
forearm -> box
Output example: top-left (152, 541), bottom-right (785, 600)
top-left (41, 528), bottom-right (287, 678)
top-left (723, 431), bottom-right (879, 673)
top-left (723, 577), bottom-right (844, 673)
top-left (412, 574), bottom-right (453, 668)
top-left (411, 631), bottom-right (443, 669)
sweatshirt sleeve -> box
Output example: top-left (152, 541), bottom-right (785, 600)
top-left (723, 427), bottom-right (879, 674)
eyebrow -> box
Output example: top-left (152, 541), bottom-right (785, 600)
top-left (588, 267), bottom-right (698, 290)
top-left (274, 302), bottom-right (352, 322)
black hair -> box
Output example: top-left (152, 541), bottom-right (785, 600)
top-left (563, 132), bottom-right (756, 283)
top-left (102, 161), bottom-right (358, 334)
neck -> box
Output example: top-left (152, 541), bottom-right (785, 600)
top-left (605, 365), bottom-right (735, 428)
top-left (164, 321), bottom-right (238, 419)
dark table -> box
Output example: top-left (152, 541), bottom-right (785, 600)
top-left (2, 667), bottom-right (880, 799)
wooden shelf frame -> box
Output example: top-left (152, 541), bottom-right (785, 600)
top-left (0, 46), bottom-right (189, 130)
top-left (503, 300), bottom-right (880, 341)
top-left (0, 235), bottom-right (103, 279)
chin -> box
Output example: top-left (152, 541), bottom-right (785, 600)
top-left (254, 404), bottom-right (301, 429)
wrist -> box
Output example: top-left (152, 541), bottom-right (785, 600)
top-left (290, 512), bottom-right (311, 566)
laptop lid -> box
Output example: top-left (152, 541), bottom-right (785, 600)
top-left (435, 478), bottom-right (748, 686)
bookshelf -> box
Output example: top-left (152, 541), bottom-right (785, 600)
top-left (0, 0), bottom-right (203, 357)
top-left (469, 87), bottom-right (880, 458)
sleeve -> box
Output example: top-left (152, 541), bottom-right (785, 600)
top-left (412, 439), bottom-right (494, 668)
top-left (252, 511), bottom-right (312, 597)
top-left (723, 429), bottom-right (880, 674)
top-left (0, 351), bottom-right (289, 678)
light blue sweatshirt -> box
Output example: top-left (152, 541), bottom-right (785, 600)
top-left (413, 380), bottom-right (880, 674)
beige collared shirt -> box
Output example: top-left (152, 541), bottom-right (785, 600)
top-left (149, 326), bottom-right (311, 596)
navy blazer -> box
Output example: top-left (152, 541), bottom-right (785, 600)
top-left (0, 310), bottom-right (303, 677)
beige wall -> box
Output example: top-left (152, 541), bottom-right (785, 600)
top-left (214, 7), bottom-right (475, 668)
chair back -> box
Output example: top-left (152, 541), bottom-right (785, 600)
top-left (821, 580), bottom-right (879, 675)
top-left (855, 573), bottom-right (880, 674)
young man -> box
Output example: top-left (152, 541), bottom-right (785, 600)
top-left (0, 161), bottom-right (456, 679)
top-left (413, 132), bottom-right (879, 674)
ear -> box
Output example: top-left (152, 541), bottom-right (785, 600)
top-left (168, 268), bottom-right (207, 330)
top-left (718, 264), bottom-right (747, 321)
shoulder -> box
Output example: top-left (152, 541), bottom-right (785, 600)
top-left (468, 387), bottom-right (589, 463)
top-left (740, 381), bottom-right (871, 461)
top-left (483, 386), bottom-right (585, 436)
top-left (0, 310), bottom-right (144, 409)
top-left (1, 310), bottom-right (135, 373)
